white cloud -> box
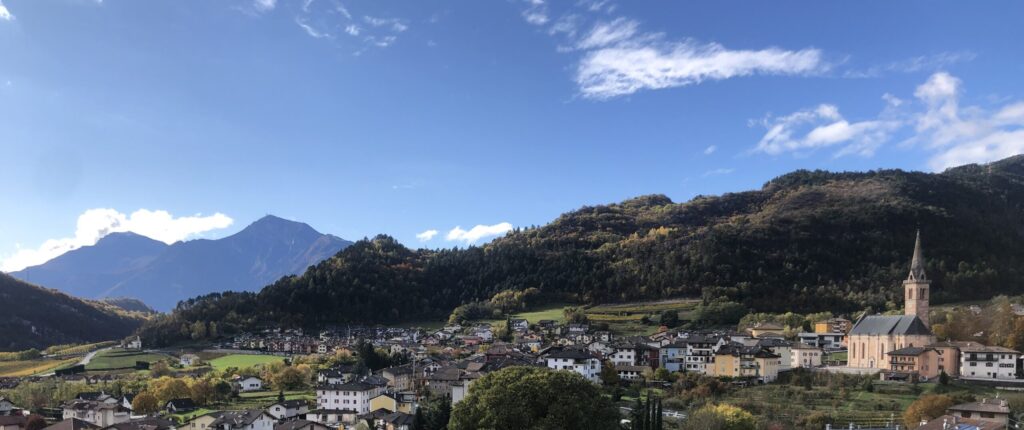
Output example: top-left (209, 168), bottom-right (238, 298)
top-left (334, 2), bottom-right (351, 19)
top-left (296, 19), bottom-right (330, 39)
top-left (253, 0), bottom-right (276, 12)
top-left (415, 229), bottom-right (438, 242)
top-left (703, 145), bottom-right (717, 155)
top-left (344, 24), bottom-right (360, 36)
top-left (576, 17), bottom-right (638, 49)
top-left (516, 5), bottom-right (825, 99)
top-left (754, 104), bottom-right (900, 157)
top-left (753, 72), bottom-right (1024, 169)
top-left (913, 73), bottom-right (1024, 170)
top-left (1, 209), bottom-right (233, 272)
top-left (445, 222), bottom-right (513, 244)
top-left (363, 16), bottom-right (407, 32)
top-left (577, 39), bottom-right (823, 99)
top-left (0, 0), bottom-right (14, 21)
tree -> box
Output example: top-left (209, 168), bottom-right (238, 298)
top-left (903, 395), bottom-right (954, 429)
top-left (449, 366), bottom-right (618, 430)
top-left (599, 361), bottom-right (620, 386)
top-left (132, 392), bottom-right (160, 415)
top-left (24, 415), bottom-right (46, 430)
top-left (190, 321), bottom-right (207, 340)
top-left (189, 378), bottom-right (215, 406)
top-left (150, 361), bottom-right (172, 378)
top-left (420, 395), bottom-right (452, 430)
top-left (563, 307), bottom-right (589, 325)
top-left (149, 377), bottom-right (191, 404)
top-left (938, 370), bottom-right (950, 386)
top-left (683, 405), bottom-right (755, 430)
top-left (659, 310), bottom-right (680, 328)
top-left (273, 365), bottom-right (311, 390)
top-left (653, 367), bottom-right (672, 382)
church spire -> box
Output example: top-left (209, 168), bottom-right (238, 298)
top-left (908, 229), bottom-right (927, 281)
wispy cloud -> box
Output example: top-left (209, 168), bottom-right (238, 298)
top-left (0, 209), bottom-right (233, 272)
top-left (290, 1), bottom-right (408, 51)
top-left (445, 222), bottom-right (513, 244)
top-left (843, 51), bottom-right (976, 79)
top-left (0, 0), bottom-right (14, 21)
top-left (515, 5), bottom-right (826, 99)
top-left (363, 16), bottom-right (407, 32)
top-left (296, 18), bottom-right (331, 39)
top-left (253, 0), bottom-right (276, 13)
top-left (415, 229), bottom-right (438, 242)
top-left (703, 145), bottom-right (717, 155)
top-left (752, 72), bottom-right (1024, 169)
top-left (521, 0), bottom-right (549, 25)
top-left (703, 168), bottom-right (734, 177)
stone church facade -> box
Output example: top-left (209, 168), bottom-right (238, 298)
top-left (847, 231), bottom-right (937, 369)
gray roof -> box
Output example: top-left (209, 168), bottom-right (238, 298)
top-left (849, 315), bottom-right (932, 336)
top-left (887, 346), bottom-right (932, 356)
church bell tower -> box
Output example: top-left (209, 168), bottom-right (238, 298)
top-left (903, 230), bottom-right (930, 327)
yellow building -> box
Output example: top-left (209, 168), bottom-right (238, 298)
top-left (748, 322), bottom-right (785, 338)
top-left (369, 393), bottom-right (414, 414)
top-left (710, 344), bottom-right (782, 383)
top-left (186, 413), bottom-right (220, 430)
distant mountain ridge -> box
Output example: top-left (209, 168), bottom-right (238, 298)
top-left (138, 155), bottom-right (1024, 346)
top-left (11, 215), bottom-right (351, 311)
top-left (0, 273), bottom-right (145, 351)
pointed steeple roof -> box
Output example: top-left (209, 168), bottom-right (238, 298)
top-left (907, 230), bottom-right (927, 281)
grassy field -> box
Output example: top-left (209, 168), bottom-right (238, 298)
top-left (229, 390), bottom-right (314, 409)
top-left (0, 358), bottom-right (78, 377)
top-left (86, 349), bottom-right (172, 371)
top-left (460, 298), bottom-right (699, 336)
top-left (209, 354), bottom-right (285, 371)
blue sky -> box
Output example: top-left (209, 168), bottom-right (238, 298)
top-left (2, 0), bottom-right (1023, 271)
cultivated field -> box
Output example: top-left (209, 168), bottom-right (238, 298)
top-left (85, 349), bottom-right (172, 371)
top-left (209, 354), bottom-right (284, 371)
top-left (0, 358), bottom-right (78, 377)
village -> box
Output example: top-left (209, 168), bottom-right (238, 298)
top-left (0, 234), bottom-right (1021, 429)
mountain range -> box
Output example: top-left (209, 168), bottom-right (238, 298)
top-left (139, 155), bottom-right (1024, 345)
top-left (0, 273), bottom-right (146, 351)
top-left (10, 215), bottom-right (351, 311)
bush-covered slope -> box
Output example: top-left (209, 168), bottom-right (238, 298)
top-left (139, 156), bottom-right (1024, 345)
top-left (0, 274), bottom-right (146, 351)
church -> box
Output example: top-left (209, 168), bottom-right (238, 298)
top-left (847, 231), bottom-right (936, 369)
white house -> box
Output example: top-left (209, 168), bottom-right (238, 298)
top-left (315, 382), bottom-right (385, 414)
top-left (544, 349), bottom-right (600, 383)
top-left (208, 410), bottom-right (276, 430)
top-left (797, 332), bottom-right (845, 350)
top-left (960, 345), bottom-right (1021, 381)
top-left (235, 376), bottom-right (264, 392)
top-left (266, 400), bottom-right (309, 420)
top-left (61, 400), bottom-right (130, 427)
top-left (179, 354), bottom-right (200, 367)
top-left (615, 365), bottom-right (646, 381)
top-left (609, 343), bottom-right (638, 366)
top-left (790, 343), bottom-right (823, 368)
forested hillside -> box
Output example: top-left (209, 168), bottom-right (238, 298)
top-left (0, 274), bottom-right (147, 351)
top-left (139, 155), bottom-right (1024, 346)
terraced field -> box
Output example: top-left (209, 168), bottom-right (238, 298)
top-left (0, 358), bottom-right (78, 377)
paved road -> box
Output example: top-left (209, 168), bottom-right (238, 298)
top-left (75, 347), bottom-right (110, 367)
